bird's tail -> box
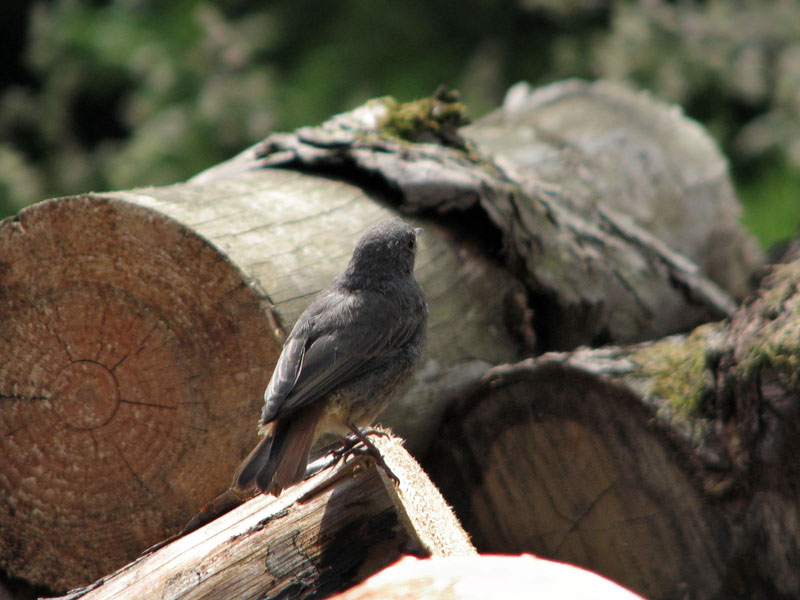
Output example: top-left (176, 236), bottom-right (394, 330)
top-left (231, 434), bottom-right (272, 491)
top-left (231, 402), bottom-right (324, 496)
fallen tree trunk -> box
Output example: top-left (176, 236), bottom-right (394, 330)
top-left (50, 434), bottom-right (474, 600)
top-left (424, 246), bottom-right (800, 599)
top-left (199, 81), bottom-right (759, 349)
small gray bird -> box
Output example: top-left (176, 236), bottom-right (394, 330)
top-left (232, 218), bottom-right (427, 496)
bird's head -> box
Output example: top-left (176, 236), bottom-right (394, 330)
top-left (345, 218), bottom-right (421, 282)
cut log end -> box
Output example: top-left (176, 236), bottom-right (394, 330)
top-left (424, 364), bottom-right (726, 599)
top-left (0, 195), bottom-right (278, 591)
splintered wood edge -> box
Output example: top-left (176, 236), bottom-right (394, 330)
top-left (48, 483), bottom-right (317, 600)
top-left (371, 432), bottom-right (476, 558)
top-left (50, 433), bottom-right (473, 600)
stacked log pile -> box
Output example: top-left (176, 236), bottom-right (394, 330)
top-left (3, 80), bottom-right (795, 600)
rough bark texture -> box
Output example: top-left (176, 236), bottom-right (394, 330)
top-left (50, 435), bottom-right (474, 600)
top-left (469, 80), bottom-right (757, 302)
top-left (424, 246), bottom-right (800, 599)
top-left (465, 80), bottom-right (760, 349)
top-left (197, 80), bottom-right (759, 349)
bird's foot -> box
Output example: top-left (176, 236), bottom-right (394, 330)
top-left (325, 425), bottom-right (398, 484)
top-left (345, 424), bottom-right (399, 484)
top-left (358, 426), bottom-right (391, 438)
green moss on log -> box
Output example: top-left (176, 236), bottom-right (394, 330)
top-left (379, 90), bottom-right (469, 147)
top-left (630, 325), bottom-right (719, 418)
top-left (739, 262), bottom-right (800, 382)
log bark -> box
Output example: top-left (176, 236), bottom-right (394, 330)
top-left (424, 248), bottom-right (800, 599)
top-left (465, 80), bottom-right (761, 348)
top-left (197, 81), bottom-right (760, 349)
top-left (48, 434), bottom-right (474, 600)
top-left (470, 80), bottom-right (758, 302)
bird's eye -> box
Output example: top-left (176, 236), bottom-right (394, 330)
top-left (407, 237), bottom-right (415, 250)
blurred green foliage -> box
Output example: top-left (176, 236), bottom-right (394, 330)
top-left (1, 0), bottom-right (799, 248)
top-left (739, 158), bottom-right (800, 250)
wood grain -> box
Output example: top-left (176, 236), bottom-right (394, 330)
top-left (0, 196), bottom-right (276, 590)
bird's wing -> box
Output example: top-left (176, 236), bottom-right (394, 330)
top-left (261, 289), bottom-right (411, 423)
top-left (260, 333), bottom-right (306, 423)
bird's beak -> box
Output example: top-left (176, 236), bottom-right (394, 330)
top-left (414, 227), bottom-right (423, 237)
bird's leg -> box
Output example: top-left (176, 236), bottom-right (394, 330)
top-left (330, 426), bottom-right (389, 461)
top-left (322, 425), bottom-right (398, 483)
top-left (313, 434), bottom-right (359, 476)
top-left (344, 423), bottom-right (399, 484)
top-left (328, 433), bottom-right (359, 463)
top-left (355, 426), bottom-right (391, 439)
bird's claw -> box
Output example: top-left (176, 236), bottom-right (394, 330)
top-left (327, 425), bottom-right (399, 484)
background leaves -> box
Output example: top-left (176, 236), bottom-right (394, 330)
top-left (1, 0), bottom-right (798, 248)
